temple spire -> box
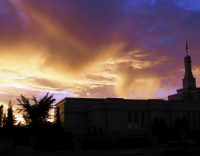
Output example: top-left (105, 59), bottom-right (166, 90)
top-left (186, 40), bottom-right (189, 55)
top-left (183, 41), bottom-right (196, 89)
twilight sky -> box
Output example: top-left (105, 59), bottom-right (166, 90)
top-left (1, 0), bottom-right (200, 110)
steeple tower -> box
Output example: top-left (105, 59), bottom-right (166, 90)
top-left (168, 41), bottom-right (200, 101)
top-left (182, 41), bottom-right (196, 89)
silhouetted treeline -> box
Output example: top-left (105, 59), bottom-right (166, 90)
top-left (0, 93), bottom-right (75, 153)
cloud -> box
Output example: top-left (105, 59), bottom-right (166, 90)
top-left (0, 0), bottom-right (199, 109)
top-left (114, 61), bottom-right (162, 99)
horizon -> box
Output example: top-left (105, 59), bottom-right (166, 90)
top-left (1, 0), bottom-right (200, 115)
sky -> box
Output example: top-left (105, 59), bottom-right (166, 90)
top-left (1, 0), bottom-right (200, 116)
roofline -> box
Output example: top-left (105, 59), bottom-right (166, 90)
top-left (54, 97), bottom-right (166, 106)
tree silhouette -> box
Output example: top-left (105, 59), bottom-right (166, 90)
top-left (5, 101), bottom-right (16, 128)
top-left (2, 114), bottom-right (6, 127)
top-left (0, 105), bottom-right (3, 127)
top-left (17, 93), bottom-right (56, 128)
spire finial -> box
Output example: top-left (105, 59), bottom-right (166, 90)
top-left (186, 40), bottom-right (189, 55)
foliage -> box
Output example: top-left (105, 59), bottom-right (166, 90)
top-left (0, 105), bottom-right (3, 127)
top-left (5, 101), bottom-right (16, 128)
top-left (17, 93), bottom-right (56, 128)
top-left (2, 114), bottom-right (6, 127)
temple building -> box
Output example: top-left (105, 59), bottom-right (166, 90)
top-left (168, 42), bottom-right (200, 101)
top-left (55, 43), bottom-right (200, 137)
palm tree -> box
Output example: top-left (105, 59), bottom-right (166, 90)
top-left (17, 93), bottom-right (56, 128)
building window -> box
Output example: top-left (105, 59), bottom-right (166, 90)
top-left (193, 112), bottom-right (196, 127)
top-left (133, 112), bottom-right (139, 129)
top-left (128, 112), bottom-right (141, 129)
top-left (141, 112), bottom-right (145, 128)
top-left (198, 112), bottom-right (200, 127)
top-left (186, 112), bottom-right (191, 127)
top-left (128, 112), bottom-right (132, 129)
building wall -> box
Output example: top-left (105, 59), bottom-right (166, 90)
top-left (55, 98), bottom-right (200, 136)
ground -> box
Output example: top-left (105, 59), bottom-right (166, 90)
top-left (3, 145), bottom-right (200, 156)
